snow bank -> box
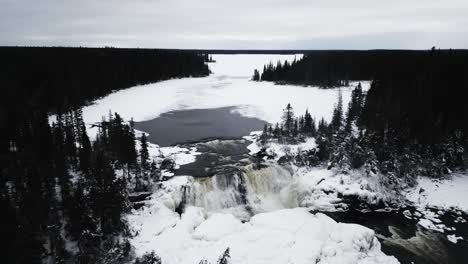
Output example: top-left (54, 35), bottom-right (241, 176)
top-left (129, 206), bottom-right (399, 264)
top-left (243, 132), bottom-right (397, 211)
top-left (67, 54), bottom-right (370, 137)
top-left (405, 173), bottom-right (468, 212)
top-left (244, 131), bottom-right (316, 158)
top-left (293, 166), bottom-right (399, 211)
top-left (135, 129), bottom-right (201, 174)
top-left (140, 161), bottom-right (397, 218)
top-left (402, 173), bottom-right (468, 241)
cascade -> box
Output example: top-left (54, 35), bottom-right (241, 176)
top-left (174, 163), bottom-right (301, 215)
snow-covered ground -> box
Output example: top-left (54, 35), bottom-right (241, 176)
top-left (129, 205), bottom-right (399, 264)
top-left (66, 54), bottom-right (370, 137)
top-left (245, 131), bottom-right (468, 243)
top-left (128, 131), bottom-right (404, 262)
top-left (244, 131), bottom-right (317, 159)
top-left (403, 173), bottom-right (468, 242)
top-left (405, 173), bottom-right (468, 212)
top-left (82, 54), bottom-right (394, 262)
top-left (243, 131), bottom-right (401, 211)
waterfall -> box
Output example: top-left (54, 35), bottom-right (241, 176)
top-left (184, 173), bottom-right (246, 211)
top-left (166, 163), bottom-right (301, 216)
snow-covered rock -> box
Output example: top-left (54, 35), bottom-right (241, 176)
top-left (244, 131), bottom-right (317, 158)
top-left (405, 173), bottom-right (468, 212)
top-left (129, 206), bottom-right (399, 264)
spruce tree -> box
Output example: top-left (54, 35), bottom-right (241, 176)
top-left (217, 248), bottom-right (231, 264)
top-left (260, 124), bottom-right (269, 144)
top-left (282, 103), bottom-right (295, 136)
top-left (331, 90), bottom-right (344, 133)
top-left (140, 133), bottom-right (150, 170)
top-left (79, 123), bottom-right (92, 172)
top-left (252, 69), bottom-right (260, 81)
top-left (303, 109), bottom-right (314, 135)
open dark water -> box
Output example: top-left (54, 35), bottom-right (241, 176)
top-left (134, 106), bottom-right (268, 146)
top-left (323, 208), bottom-right (468, 264)
top-left (135, 107), bottom-right (468, 264)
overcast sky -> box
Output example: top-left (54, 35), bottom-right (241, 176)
top-left (1, 0), bottom-right (467, 49)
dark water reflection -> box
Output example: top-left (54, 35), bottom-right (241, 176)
top-left (134, 106), bottom-right (268, 146)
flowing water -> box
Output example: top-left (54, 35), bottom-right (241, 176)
top-left (123, 54), bottom-right (467, 263)
top-left (151, 136), bottom-right (468, 264)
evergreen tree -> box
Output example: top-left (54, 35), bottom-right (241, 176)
top-left (282, 103), bottom-right (295, 135)
top-left (79, 122), bottom-right (92, 172)
top-left (134, 251), bottom-right (162, 264)
top-left (273, 123), bottom-right (281, 138)
top-left (140, 133), bottom-right (150, 170)
top-left (293, 119), bottom-right (299, 137)
top-left (217, 248), bottom-right (231, 264)
top-left (303, 109), bottom-right (315, 136)
top-left (298, 115), bottom-right (304, 132)
top-left (331, 90), bottom-right (344, 133)
top-left (252, 69), bottom-right (260, 81)
top-left (345, 83), bottom-right (364, 133)
top-left (260, 124), bottom-right (269, 144)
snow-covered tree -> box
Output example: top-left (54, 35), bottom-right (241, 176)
top-left (331, 90), bottom-right (344, 133)
top-left (217, 248), bottom-right (231, 264)
top-left (282, 103), bottom-right (295, 135)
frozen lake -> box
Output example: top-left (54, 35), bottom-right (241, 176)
top-left (77, 54), bottom-right (370, 138)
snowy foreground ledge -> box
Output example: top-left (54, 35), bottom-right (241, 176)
top-left (129, 205), bottom-right (399, 264)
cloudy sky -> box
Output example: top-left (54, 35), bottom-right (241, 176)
top-left (1, 0), bottom-right (467, 49)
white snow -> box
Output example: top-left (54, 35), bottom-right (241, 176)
top-left (294, 166), bottom-right (399, 211)
top-left (242, 132), bottom-right (397, 212)
top-left (126, 146), bottom-right (401, 263)
top-left (129, 206), bottom-right (399, 264)
top-left (244, 131), bottom-right (317, 158)
top-left (58, 54), bottom-right (370, 138)
top-left (134, 129), bottom-right (201, 171)
top-left (417, 219), bottom-right (446, 233)
top-left (111, 55), bottom-right (393, 263)
top-left (447, 234), bottom-right (464, 244)
top-left (405, 173), bottom-right (468, 212)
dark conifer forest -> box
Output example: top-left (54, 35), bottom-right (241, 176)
top-left (0, 47), bottom-right (209, 116)
top-left (2, 47), bottom-right (468, 263)
top-left (0, 47), bottom-right (209, 263)
top-left (255, 49), bottom-right (468, 149)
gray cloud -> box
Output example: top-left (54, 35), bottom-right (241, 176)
top-left (1, 0), bottom-right (467, 49)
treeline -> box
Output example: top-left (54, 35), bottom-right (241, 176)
top-left (255, 49), bottom-right (468, 148)
top-left (253, 49), bottom-right (468, 87)
top-left (263, 83), bottom-right (465, 184)
top-left (1, 108), bottom-right (161, 263)
top-left (0, 47), bottom-right (210, 263)
top-left (0, 47), bottom-right (209, 126)
top-left (261, 84), bottom-right (365, 162)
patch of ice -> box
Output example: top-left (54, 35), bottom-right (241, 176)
top-left (402, 210), bottom-right (412, 219)
top-left (417, 219), bottom-right (446, 233)
top-left (447, 234), bottom-right (464, 244)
